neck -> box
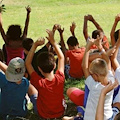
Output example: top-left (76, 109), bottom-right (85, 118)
top-left (100, 76), bottom-right (108, 86)
top-left (43, 71), bottom-right (54, 81)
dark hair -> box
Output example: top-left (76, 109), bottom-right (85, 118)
top-left (37, 52), bottom-right (55, 73)
top-left (114, 29), bottom-right (120, 42)
top-left (92, 30), bottom-right (101, 39)
top-left (6, 25), bottom-right (22, 40)
top-left (67, 36), bottom-right (79, 47)
top-left (22, 38), bottom-right (33, 51)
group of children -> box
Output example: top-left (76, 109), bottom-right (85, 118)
top-left (0, 5), bottom-right (120, 120)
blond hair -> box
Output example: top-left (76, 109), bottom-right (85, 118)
top-left (89, 58), bottom-right (108, 76)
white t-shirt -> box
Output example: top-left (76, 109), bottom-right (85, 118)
top-left (84, 70), bottom-right (115, 120)
top-left (115, 66), bottom-right (120, 84)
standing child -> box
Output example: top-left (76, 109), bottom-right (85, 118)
top-left (0, 6), bottom-right (31, 64)
top-left (25, 28), bottom-right (65, 119)
top-left (82, 37), bottom-right (115, 120)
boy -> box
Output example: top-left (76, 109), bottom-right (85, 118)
top-left (83, 14), bottom-right (109, 50)
top-left (25, 28), bottom-right (65, 119)
top-left (58, 23), bottom-right (85, 79)
top-left (0, 57), bottom-right (37, 119)
top-left (82, 37), bottom-right (115, 120)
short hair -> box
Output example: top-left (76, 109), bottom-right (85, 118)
top-left (6, 25), bottom-right (22, 40)
top-left (37, 52), bottom-right (55, 73)
top-left (114, 29), bottom-right (120, 42)
top-left (92, 30), bottom-right (101, 39)
top-left (115, 113), bottom-right (120, 120)
top-left (89, 58), bottom-right (108, 76)
top-left (22, 38), bottom-right (33, 51)
top-left (67, 36), bottom-right (79, 47)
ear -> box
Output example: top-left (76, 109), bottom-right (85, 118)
top-left (92, 74), bottom-right (99, 82)
top-left (53, 63), bottom-right (56, 70)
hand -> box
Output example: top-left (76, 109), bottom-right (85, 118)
top-left (94, 35), bottom-right (103, 49)
top-left (102, 79), bottom-right (118, 95)
top-left (46, 29), bottom-right (55, 45)
top-left (26, 5), bottom-right (31, 13)
top-left (58, 26), bottom-right (64, 35)
top-left (34, 37), bottom-right (45, 47)
top-left (87, 14), bottom-right (94, 21)
top-left (115, 13), bottom-right (120, 22)
top-left (86, 38), bottom-right (95, 49)
top-left (70, 22), bottom-right (76, 34)
top-left (0, 4), bottom-right (5, 13)
top-left (52, 24), bottom-right (61, 34)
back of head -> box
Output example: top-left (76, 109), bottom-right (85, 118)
top-left (114, 29), bottom-right (120, 42)
top-left (22, 38), bottom-right (33, 51)
top-left (37, 52), bottom-right (55, 73)
top-left (92, 30), bottom-right (101, 39)
top-left (67, 36), bottom-right (79, 47)
top-left (6, 25), bottom-right (22, 40)
top-left (115, 113), bottom-right (120, 120)
top-left (5, 57), bottom-right (25, 82)
top-left (89, 58), bottom-right (108, 76)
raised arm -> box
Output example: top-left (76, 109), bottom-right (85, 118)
top-left (25, 38), bottom-right (45, 76)
top-left (0, 61), bottom-right (7, 73)
top-left (111, 30), bottom-right (120, 71)
top-left (70, 22), bottom-right (76, 37)
top-left (0, 12), bottom-right (7, 43)
top-left (82, 39), bottom-right (94, 78)
top-left (22, 6), bottom-right (31, 39)
top-left (46, 29), bottom-right (64, 74)
top-left (110, 13), bottom-right (120, 46)
top-left (83, 15), bottom-right (89, 41)
top-left (95, 80), bottom-right (118, 120)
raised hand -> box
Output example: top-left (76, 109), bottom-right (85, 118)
top-left (46, 29), bottom-right (55, 45)
top-left (34, 37), bottom-right (45, 47)
top-left (70, 22), bottom-right (76, 35)
top-left (87, 14), bottom-right (94, 21)
top-left (58, 26), bottom-right (64, 35)
top-left (26, 5), bottom-right (31, 13)
top-left (52, 24), bottom-right (61, 34)
top-left (115, 13), bottom-right (120, 22)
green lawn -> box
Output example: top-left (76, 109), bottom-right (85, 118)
top-left (0, 0), bottom-right (120, 119)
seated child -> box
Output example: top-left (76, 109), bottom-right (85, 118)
top-left (58, 23), bottom-right (85, 79)
top-left (0, 57), bottom-right (38, 119)
top-left (0, 6), bottom-right (31, 64)
top-left (25, 28), bottom-right (66, 119)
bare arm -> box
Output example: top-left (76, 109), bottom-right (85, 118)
top-left (83, 15), bottom-right (89, 41)
top-left (25, 38), bottom-right (45, 76)
top-left (22, 6), bottom-right (31, 39)
top-left (0, 61), bottom-right (7, 73)
top-left (70, 22), bottom-right (76, 37)
top-left (110, 14), bottom-right (120, 46)
top-left (95, 80), bottom-right (118, 120)
top-left (82, 39), bottom-right (94, 78)
top-left (0, 12), bottom-right (7, 43)
top-left (46, 29), bottom-right (64, 73)
top-left (88, 14), bottom-right (103, 32)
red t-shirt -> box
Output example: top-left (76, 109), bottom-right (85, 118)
top-left (30, 70), bottom-right (65, 119)
top-left (66, 47), bottom-right (85, 78)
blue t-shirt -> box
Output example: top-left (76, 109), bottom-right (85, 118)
top-left (0, 72), bottom-right (29, 117)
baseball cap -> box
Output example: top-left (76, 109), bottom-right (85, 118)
top-left (5, 57), bottom-right (25, 82)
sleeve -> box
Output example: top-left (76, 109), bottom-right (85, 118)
top-left (30, 71), bottom-right (42, 89)
top-left (55, 70), bottom-right (65, 83)
top-left (0, 72), bottom-right (7, 88)
top-left (85, 75), bottom-right (96, 90)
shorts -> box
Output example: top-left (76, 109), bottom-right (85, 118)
top-left (108, 107), bottom-right (119, 120)
top-left (69, 89), bottom-right (84, 106)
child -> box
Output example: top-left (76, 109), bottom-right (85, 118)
top-left (0, 57), bottom-right (38, 119)
top-left (110, 13), bottom-right (120, 64)
top-left (83, 14), bottom-right (109, 50)
top-left (58, 23), bottom-right (85, 79)
top-left (25, 28), bottom-right (65, 119)
top-left (0, 6), bottom-right (31, 64)
top-left (82, 36), bottom-right (115, 120)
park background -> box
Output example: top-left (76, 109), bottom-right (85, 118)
top-left (1, 0), bottom-right (120, 119)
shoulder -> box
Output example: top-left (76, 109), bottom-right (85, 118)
top-left (54, 70), bottom-right (65, 82)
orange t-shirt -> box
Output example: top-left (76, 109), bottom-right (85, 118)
top-left (66, 47), bottom-right (85, 79)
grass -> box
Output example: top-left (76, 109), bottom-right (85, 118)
top-left (0, 0), bottom-right (120, 119)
